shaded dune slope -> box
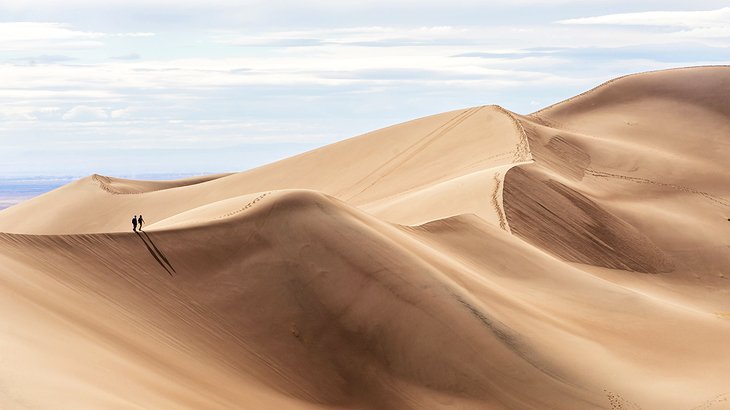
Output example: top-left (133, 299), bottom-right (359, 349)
top-left (503, 67), bottom-right (730, 275)
top-left (1, 67), bottom-right (730, 409)
top-left (0, 191), bottom-right (595, 409)
top-left (2, 191), bottom-right (729, 409)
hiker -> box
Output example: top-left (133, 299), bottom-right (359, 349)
top-left (138, 214), bottom-right (144, 231)
top-left (132, 215), bottom-right (138, 232)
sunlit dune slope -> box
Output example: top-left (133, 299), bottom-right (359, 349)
top-left (1, 66), bottom-right (730, 410)
top-left (0, 105), bottom-right (530, 234)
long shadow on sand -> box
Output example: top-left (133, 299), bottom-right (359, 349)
top-left (136, 231), bottom-right (176, 276)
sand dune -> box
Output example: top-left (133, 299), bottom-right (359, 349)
top-left (0, 105), bottom-right (529, 234)
top-left (1, 66), bottom-right (729, 409)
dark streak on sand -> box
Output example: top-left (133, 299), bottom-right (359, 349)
top-left (451, 293), bottom-right (581, 390)
top-left (136, 231), bottom-right (176, 276)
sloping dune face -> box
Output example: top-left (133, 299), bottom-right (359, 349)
top-left (506, 66), bottom-right (730, 275)
top-left (1, 67), bottom-right (730, 409)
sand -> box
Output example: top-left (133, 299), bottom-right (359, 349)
top-left (0, 66), bottom-right (729, 409)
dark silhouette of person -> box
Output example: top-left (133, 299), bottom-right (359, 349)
top-left (132, 215), bottom-right (138, 232)
top-left (138, 214), bottom-right (144, 231)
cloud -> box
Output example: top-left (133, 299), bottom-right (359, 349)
top-left (557, 7), bottom-right (730, 40)
top-left (110, 53), bottom-right (141, 60)
top-left (219, 26), bottom-right (480, 48)
top-left (216, 22), bottom-right (716, 53)
top-left (110, 107), bottom-right (134, 118)
top-left (62, 105), bottom-right (109, 121)
top-left (112, 32), bottom-right (154, 37)
top-left (1, 2), bottom-right (727, 176)
top-left (8, 54), bottom-right (77, 65)
top-left (558, 7), bottom-right (730, 28)
top-left (0, 22), bottom-right (153, 51)
top-left (455, 44), bottom-right (730, 63)
top-left (0, 106), bottom-right (59, 121)
top-left (0, 22), bottom-right (103, 50)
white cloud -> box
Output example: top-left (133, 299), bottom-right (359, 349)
top-left (558, 7), bottom-right (730, 40)
top-left (112, 32), bottom-right (154, 37)
top-left (110, 107), bottom-right (134, 118)
top-left (558, 7), bottom-right (730, 28)
top-left (110, 53), bottom-right (142, 60)
top-left (1, 2), bottom-right (727, 176)
top-left (62, 105), bottom-right (109, 121)
top-left (0, 22), bottom-right (103, 50)
top-left (217, 23), bottom-right (698, 52)
top-left (0, 105), bottom-right (59, 121)
top-left (0, 22), bottom-right (104, 40)
top-left (0, 48), bottom-right (566, 97)
top-left (0, 22), bottom-right (153, 51)
top-left (220, 26), bottom-right (477, 47)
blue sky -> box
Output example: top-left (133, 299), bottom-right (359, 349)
top-left (1, 1), bottom-right (729, 177)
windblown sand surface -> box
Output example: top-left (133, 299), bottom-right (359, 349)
top-left (1, 66), bottom-right (729, 409)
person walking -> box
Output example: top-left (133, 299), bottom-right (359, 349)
top-left (132, 215), bottom-right (138, 232)
top-left (138, 214), bottom-right (144, 231)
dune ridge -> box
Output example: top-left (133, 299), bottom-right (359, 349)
top-left (1, 66), bottom-right (730, 409)
top-left (531, 65), bottom-right (730, 117)
top-left (91, 173), bottom-right (233, 195)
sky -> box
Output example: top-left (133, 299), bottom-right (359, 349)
top-left (1, 1), bottom-right (729, 177)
